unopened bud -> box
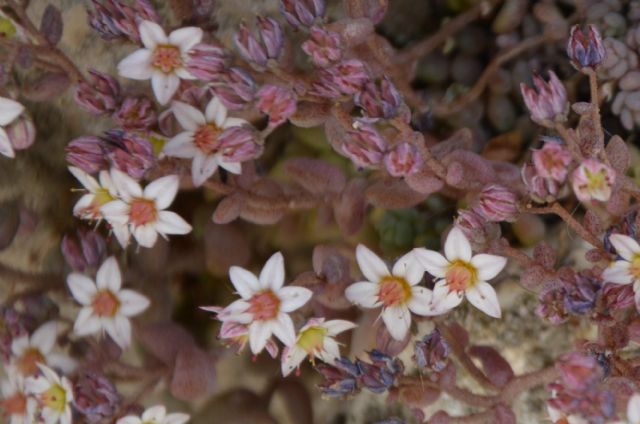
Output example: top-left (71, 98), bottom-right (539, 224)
top-left (185, 43), bottom-right (229, 81)
top-left (473, 184), bottom-right (519, 222)
top-left (256, 84), bottom-right (297, 127)
top-left (280, 0), bottom-right (325, 28)
top-left (344, 122), bottom-right (387, 168)
top-left (113, 96), bottom-right (157, 130)
top-left (520, 71), bottom-right (568, 128)
top-left (302, 26), bottom-right (343, 68)
top-left (75, 69), bottom-right (120, 116)
top-left (66, 136), bottom-right (109, 174)
top-left (355, 76), bottom-right (403, 121)
top-left (567, 25), bottom-right (605, 72)
top-left (383, 142), bottom-right (421, 177)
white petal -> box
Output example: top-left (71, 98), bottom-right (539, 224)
top-left (100, 200), bottom-right (130, 224)
top-left (155, 211), bottom-right (192, 236)
top-left (46, 353), bottom-right (77, 375)
top-left (30, 321), bottom-right (58, 354)
top-left (116, 416), bottom-right (142, 424)
top-left (628, 393), bottom-right (640, 424)
top-left (427, 280), bottom-right (463, 315)
top-left (218, 299), bottom-right (251, 322)
top-left (111, 223), bottom-right (131, 248)
top-left (272, 313), bottom-right (296, 346)
top-left (323, 319), bottom-right (357, 336)
top-left (68, 166), bottom-right (100, 192)
top-left (67, 274), bottom-right (97, 305)
top-left (610, 234), bottom-right (640, 261)
top-left (164, 413), bottom-right (191, 424)
top-left (163, 132), bottom-right (198, 158)
top-left (117, 289), bottom-right (150, 316)
top-left (392, 251), bottom-right (424, 285)
top-left (175, 67), bottom-right (196, 80)
top-left (191, 153), bottom-right (218, 187)
top-left (259, 252), bottom-right (285, 290)
top-left (249, 321), bottom-right (272, 354)
top-left (142, 405), bottom-right (166, 422)
top-left (281, 346), bottom-right (307, 377)
top-left (11, 334), bottom-right (28, 356)
top-left (381, 305), bottom-right (411, 341)
top-left (96, 257), bottom-right (122, 292)
top-left (0, 97), bottom-right (24, 125)
top-left (0, 128), bottom-right (15, 158)
top-left (344, 281), bottom-right (381, 308)
top-left (229, 266), bottom-right (261, 299)
top-left (279, 286), bottom-right (312, 312)
top-left (73, 307), bottom-right (101, 336)
top-left (110, 168), bottom-right (143, 200)
top-left (356, 244), bottom-right (389, 283)
top-left (318, 338), bottom-right (341, 364)
top-left (217, 159), bottom-right (242, 175)
top-left (205, 96), bottom-right (227, 126)
top-left (603, 262), bottom-right (634, 285)
top-left (471, 254), bottom-right (507, 281)
top-left (169, 27), bottom-right (203, 52)
top-left (221, 117), bottom-right (249, 129)
top-left (133, 224), bottom-right (158, 248)
top-left (25, 376), bottom-right (49, 394)
top-left (139, 20), bottom-right (168, 48)
top-left (466, 281), bottom-right (501, 318)
top-left (407, 286), bottom-right (433, 316)
top-left (151, 72), bottom-right (180, 106)
top-left (172, 101), bottom-right (206, 131)
top-left (73, 195), bottom-right (97, 218)
top-left (412, 248), bottom-right (451, 278)
top-left (444, 227), bottom-right (472, 262)
top-left (117, 49), bottom-right (153, 80)
top-left (144, 174), bottom-right (179, 209)
top-left (105, 315), bottom-right (131, 348)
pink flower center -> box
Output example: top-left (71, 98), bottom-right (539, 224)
top-left (16, 348), bottom-right (45, 376)
top-left (248, 290), bottom-right (280, 321)
top-left (91, 290), bottom-right (120, 317)
top-left (129, 198), bottom-right (157, 227)
top-left (193, 124), bottom-right (223, 154)
top-left (152, 45), bottom-right (182, 74)
top-left (445, 261), bottom-right (477, 292)
top-left (2, 392), bottom-right (27, 415)
top-left (378, 276), bottom-right (412, 307)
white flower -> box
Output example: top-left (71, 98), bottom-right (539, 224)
top-left (0, 97), bottom-right (25, 158)
top-left (1, 368), bottom-right (37, 424)
top-left (602, 234), bottom-right (640, 310)
top-left (118, 20), bottom-right (203, 105)
top-left (10, 321), bottom-right (76, 377)
top-left (25, 364), bottom-right (73, 424)
top-left (281, 318), bottom-right (355, 377)
top-left (68, 167), bottom-right (117, 222)
top-left (628, 393), bottom-right (640, 424)
top-left (344, 246), bottom-right (431, 341)
top-left (163, 97), bottom-right (249, 186)
top-left (67, 256), bottom-right (150, 349)
top-left (116, 404), bottom-right (190, 424)
top-left (546, 403), bottom-right (588, 424)
top-left (216, 252), bottom-right (313, 355)
top-left (100, 169), bottom-right (192, 248)
top-left (413, 227), bottom-right (506, 318)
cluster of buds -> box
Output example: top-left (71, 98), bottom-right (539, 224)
top-left (74, 70), bottom-right (121, 116)
top-left (234, 17), bottom-right (284, 68)
top-left (413, 329), bottom-right (449, 373)
top-left (113, 96), bottom-right (157, 130)
top-left (571, 159), bottom-right (615, 203)
top-left (317, 350), bottom-right (403, 397)
top-left (61, 229), bottom-right (107, 272)
top-left (472, 184), bottom-right (519, 223)
top-left (73, 371), bottom-right (121, 423)
top-left (255, 84), bottom-right (297, 127)
top-left (87, 0), bottom-right (159, 42)
top-left (210, 67), bottom-right (257, 110)
top-left (66, 136), bottom-right (109, 174)
top-left (454, 208), bottom-right (501, 251)
top-left (354, 76), bottom-right (404, 122)
top-left (536, 271), bottom-right (602, 324)
top-left (280, 0), bottom-right (325, 28)
top-left (312, 60), bottom-right (370, 99)
top-left (567, 25), bottom-right (605, 73)
top-left (302, 26), bottom-right (343, 68)
top-left (522, 139), bottom-right (572, 204)
top-left (184, 43), bottom-right (229, 82)
top-left (383, 142), bottom-right (421, 177)
top-left (520, 71), bottom-right (569, 128)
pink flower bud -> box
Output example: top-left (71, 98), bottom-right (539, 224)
top-left (354, 76), bottom-right (403, 121)
top-left (474, 184), bottom-right (519, 222)
top-left (103, 130), bottom-right (155, 179)
top-left (256, 84), bottom-right (297, 127)
top-left (66, 136), bottom-right (109, 174)
top-left (218, 126), bottom-right (262, 162)
top-left (313, 59), bottom-right (370, 98)
top-left (556, 352), bottom-right (602, 391)
top-left (88, 0), bottom-right (159, 42)
top-left (567, 25), bottom-right (605, 72)
top-left (280, 0), bottom-right (325, 27)
top-left (455, 208), bottom-right (501, 250)
top-left (383, 142), bottom-right (421, 177)
top-left (74, 370), bottom-right (121, 422)
top-left (520, 71), bottom-right (568, 127)
top-left (234, 23), bottom-right (268, 67)
top-left (113, 96), bottom-right (157, 130)
top-left (6, 115), bottom-right (36, 150)
top-left (74, 69), bottom-right (120, 116)
top-left (61, 229), bottom-right (107, 272)
top-left (532, 138), bottom-right (572, 183)
top-left (522, 163), bottom-right (563, 203)
top-left (185, 43), bottom-right (229, 82)
top-left (302, 26), bottom-right (343, 68)
top-left (571, 159), bottom-right (615, 202)
top-left (257, 17), bottom-right (284, 59)
top-left (344, 122), bottom-right (387, 168)
top-left (210, 67), bottom-right (257, 110)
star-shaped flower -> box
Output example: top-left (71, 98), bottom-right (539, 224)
top-left (413, 227), bottom-right (507, 318)
top-left (25, 364), bottom-right (74, 424)
top-left (116, 405), bottom-right (189, 424)
top-left (0, 368), bottom-right (37, 424)
top-left (69, 166), bottom-right (117, 222)
top-left (10, 321), bottom-right (75, 377)
top-left (602, 233), bottom-right (640, 310)
top-left (67, 256), bottom-right (150, 349)
top-left (118, 21), bottom-right (203, 105)
top-left (0, 97), bottom-right (25, 158)
top-left (344, 246), bottom-right (432, 341)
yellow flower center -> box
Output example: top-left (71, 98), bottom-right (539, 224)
top-left (378, 276), bottom-right (412, 307)
top-left (445, 260), bottom-right (478, 291)
top-left (297, 326), bottom-right (328, 354)
top-left (91, 290), bottom-right (120, 317)
top-left (584, 168), bottom-right (609, 194)
top-left (193, 124), bottom-right (223, 154)
top-left (248, 290), bottom-right (280, 321)
top-left (152, 45), bottom-right (182, 73)
top-left (129, 198), bottom-right (157, 227)
top-left (42, 384), bottom-right (66, 412)
top-left (16, 348), bottom-right (45, 376)
top-left (630, 255), bottom-right (640, 280)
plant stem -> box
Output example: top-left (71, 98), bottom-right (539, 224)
top-left (555, 123), bottom-right (584, 161)
top-left (588, 69), bottom-right (606, 160)
top-left (525, 202), bottom-right (603, 249)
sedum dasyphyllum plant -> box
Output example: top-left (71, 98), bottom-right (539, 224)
top-left (4, 0), bottom-right (640, 423)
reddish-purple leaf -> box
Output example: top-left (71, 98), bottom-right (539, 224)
top-left (333, 178), bottom-right (367, 235)
top-left (171, 345), bottom-right (216, 400)
top-left (533, 242), bottom-right (556, 269)
top-left (41, 5), bottom-right (63, 45)
top-left (366, 178), bottom-right (427, 209)
top-left (23, 72), bottom-right (70, 101)
top-left (212, 193), bottom-right (244, 224)
top-left (204, 221), bottom-right (250, 275)
top-left (494, 404), bottom-right (517, 424)
top-left (606, 135), bottom-right (629, 174)
top-left (289, 102), bottom-right (331, 128)
top-left (284, 157), bottom-right (346, 194)
top-left (138, 322), bottom-right (196, 366)
top-left (468, 345), bottom-right (515, 387)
